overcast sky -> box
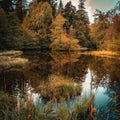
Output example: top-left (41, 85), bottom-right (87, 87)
top-left (28, 0), bottom-right (119, 23)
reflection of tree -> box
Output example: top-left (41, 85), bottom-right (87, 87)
top-left (88, 56), bottom-right (120, 119)
top-left (88, 56), bottom-right (120, 96)
top-left (23, 51), bottom-right (52, 89)
top-left (0, 70), bottom-right (26, 94)
top-left (50, 52), bottom-right (81, 74)
top-left (105, 59), bottom-right (120, 119)
top-left (50, 52), bottom-right (88, 82)
top-left (88, 57), bottom-right (109, 88)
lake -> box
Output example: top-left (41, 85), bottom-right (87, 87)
top-left (0, 51), bottom-right (120, 120)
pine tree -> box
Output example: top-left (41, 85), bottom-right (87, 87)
top-left (75, 0), bottom-right (90, 47)
top-left (59, 0), bottom-right (63, 9)
top-left (62, 1), bottom-right (76, 34)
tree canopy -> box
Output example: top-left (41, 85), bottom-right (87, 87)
top-left (0, 0), bottom-right (120, 51)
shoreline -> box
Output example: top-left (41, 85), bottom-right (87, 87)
top-left (0, 50), bottom-right (119, 58)
top-left (81, 50), bottom-right (119, 59)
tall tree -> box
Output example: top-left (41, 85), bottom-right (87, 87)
top-left (22, 1), bottom-right (53, 49)
top-left (50, 14), bottom-right (81, 51)
top-left (75, 0), bottom-right (90, 47)
top-left (37, 0), bottom-right (57, 16)
top-left (59, 0), bottom-right (63, 9)
top-left (90, 9), bottom-right (110, 49)
top-left (50, 14), bottom-right (66, 50)
top-left (62, 1), bottom-right (76, 33)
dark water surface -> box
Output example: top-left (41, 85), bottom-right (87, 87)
top-left (0, 51), bottom-right (120, 119)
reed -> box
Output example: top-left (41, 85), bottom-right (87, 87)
top-left (0, 92), bottom-right (119, 120)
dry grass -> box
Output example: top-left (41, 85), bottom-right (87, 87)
top-left (0, 50), bottom-right (23, 56)
top-left (82, 50), bottom-right (119, 58)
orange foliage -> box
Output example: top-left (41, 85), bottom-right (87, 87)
top-left (61, 34), bottom-right (79, 44)
top-left (113, 15), bottom-right (120, 32)
top-left (22, 16), bottom-right (30, 28)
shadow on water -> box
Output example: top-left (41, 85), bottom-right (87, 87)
top-left (0, 51), bottom-right (120, 119)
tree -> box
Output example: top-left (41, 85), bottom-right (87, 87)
top-left (90, 9), bottom-right (111, 49)
top-left (37, 0), bottom-right (57, 16)
top-left (103, 14), bottom-right (120, 51)
top-left (0, 7), bottom-right (8, 49)
top-left (113, 14), bottom-right (120, 32)
top-left (29, 2), bottom-right (52, 36)
top-left (75, 0), bottom-right (90, 47)
top-left (50, 14), bottom-right (81, 51)
top-left (0, 7), bottom-right (36, 50)
top-left (15, 0), bottom-right (24, 21)
top-left (59, 0), bottom-right (63, 9)
top-left (50, 14), bottom-right (65, 50)
top-left (57, 0), bottom-right (63, 14)
top-left (62, 1), bottom-right (76, 33)
top-left (90, 4), bottom-right (120, 51)
top-left (22, 2), bottom-right (53, 49)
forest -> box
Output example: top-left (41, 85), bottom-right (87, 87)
top-left (0, 0), bottom-right (120, 51)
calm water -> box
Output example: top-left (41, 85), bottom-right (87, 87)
top-left (0, 51), bottom-right (120, 119)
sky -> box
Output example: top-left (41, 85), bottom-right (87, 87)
top-left (27, 0), bottom-right (119, 23)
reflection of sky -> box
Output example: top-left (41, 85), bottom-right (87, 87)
top-left (82, 68), bottom-right (110, 107)
top-left (23, 68), bottom-right (111, 108)
top-left (27, 68), bottom-right (111, 109)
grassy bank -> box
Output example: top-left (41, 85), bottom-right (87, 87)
top-left (82, 50), bottom-right (119, 58)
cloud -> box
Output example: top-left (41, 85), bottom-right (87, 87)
top-left (60, 0), bottom-right (79, 7)
top-left (85, 0), bottom-right (119, 23)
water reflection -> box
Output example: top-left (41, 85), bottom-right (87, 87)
top-left (0, 51), bottom-right (120, 119)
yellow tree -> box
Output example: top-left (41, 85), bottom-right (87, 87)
top-left (50, 14), bottom-right (66, 50)
top-left (50, 14), bottom-right (81, 51)
top-left (22, 1), bottom-right (53, 49)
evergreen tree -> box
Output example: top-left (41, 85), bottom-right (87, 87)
top-left (59, 0), bottom-right (63, 9)
top-left (62, 1), bottom-right (76, 33)
top-left (15, 0), bottom-right (23, 21)
top-left (90, 9), bottom-right (110, 49)
top-left (57, 0), bottom-right (63, 14)
top-left (75, 0), bottom-right (90, 47)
